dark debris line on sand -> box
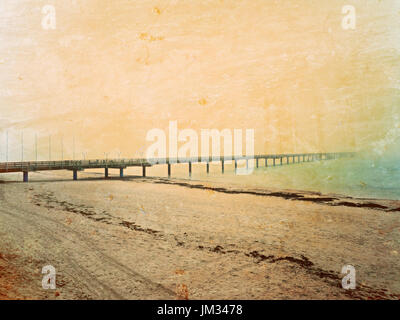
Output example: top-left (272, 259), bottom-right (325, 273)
top-left (243, 250), bottom-right (400, 300)
top-left (150, 178), bottom-right (398, 212)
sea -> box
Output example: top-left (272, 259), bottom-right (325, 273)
top-left (147, 155), bottom-right (400, 200)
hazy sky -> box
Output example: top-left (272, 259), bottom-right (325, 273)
top-left (0, 0), bottom-right (399, 161)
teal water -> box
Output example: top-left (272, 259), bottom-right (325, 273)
top-left (245, 157), bottom-right (400, 200)
top-left (152, 156), bottom-right (400, 200)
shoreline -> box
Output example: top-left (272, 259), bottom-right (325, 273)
top-left (2, 172), bottom-right (399, 211)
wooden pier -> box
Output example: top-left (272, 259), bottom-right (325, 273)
top-left (0, 152), bottom-right (355, 182)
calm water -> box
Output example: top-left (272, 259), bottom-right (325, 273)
top-left (146, 156), bottom-right (400, 200)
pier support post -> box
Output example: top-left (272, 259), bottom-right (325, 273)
top-left (206, 162), bottom-right (209, 174)
top-left (142, 166), bottom-right (146, 177)
top-left (256, 158), bottom-right (259, 168)
top-left (120, 168), bottom-right (124, 178)
top-left (273, 158), bottom-right (276, 166)
top-left (234, 159), bottom-right (237, 174)
top-left (189, 162), bottom-right (192, 177)
top-left (265, 158), bottom-right (268, 167)
top-left (280, 157), bottom-right (282, 165)
top-left (287, 156), bottom-right (289, 164)
top-left (23, 171), bottom-right (28, 183)
top-left (221, 160), bottom-right (224, 174)
top-left (168, 163), bottom-right (171, 178)
top-left (246, 159), bottom-right (249, 170)
top-left (105, 168), bottom-right (109, 178)
top-left (73, 170), bottom-right (77, 181)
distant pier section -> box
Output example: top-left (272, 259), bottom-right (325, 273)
top-left (0, 152), bottom-right (355, 182)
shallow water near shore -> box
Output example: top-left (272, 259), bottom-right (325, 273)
top-left (213, 158), bottom-right (399, 200)
top-left (143, 156), bottom-right (400, 200)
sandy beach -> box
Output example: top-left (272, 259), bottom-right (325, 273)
top-left (0, 170), bottom-right (399, 300)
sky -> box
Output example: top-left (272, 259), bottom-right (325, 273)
top-left (0, 0), bottom-right (399, 161)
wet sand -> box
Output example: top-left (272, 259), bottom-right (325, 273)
top-left (0, 170), bottom-right (399, 299)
